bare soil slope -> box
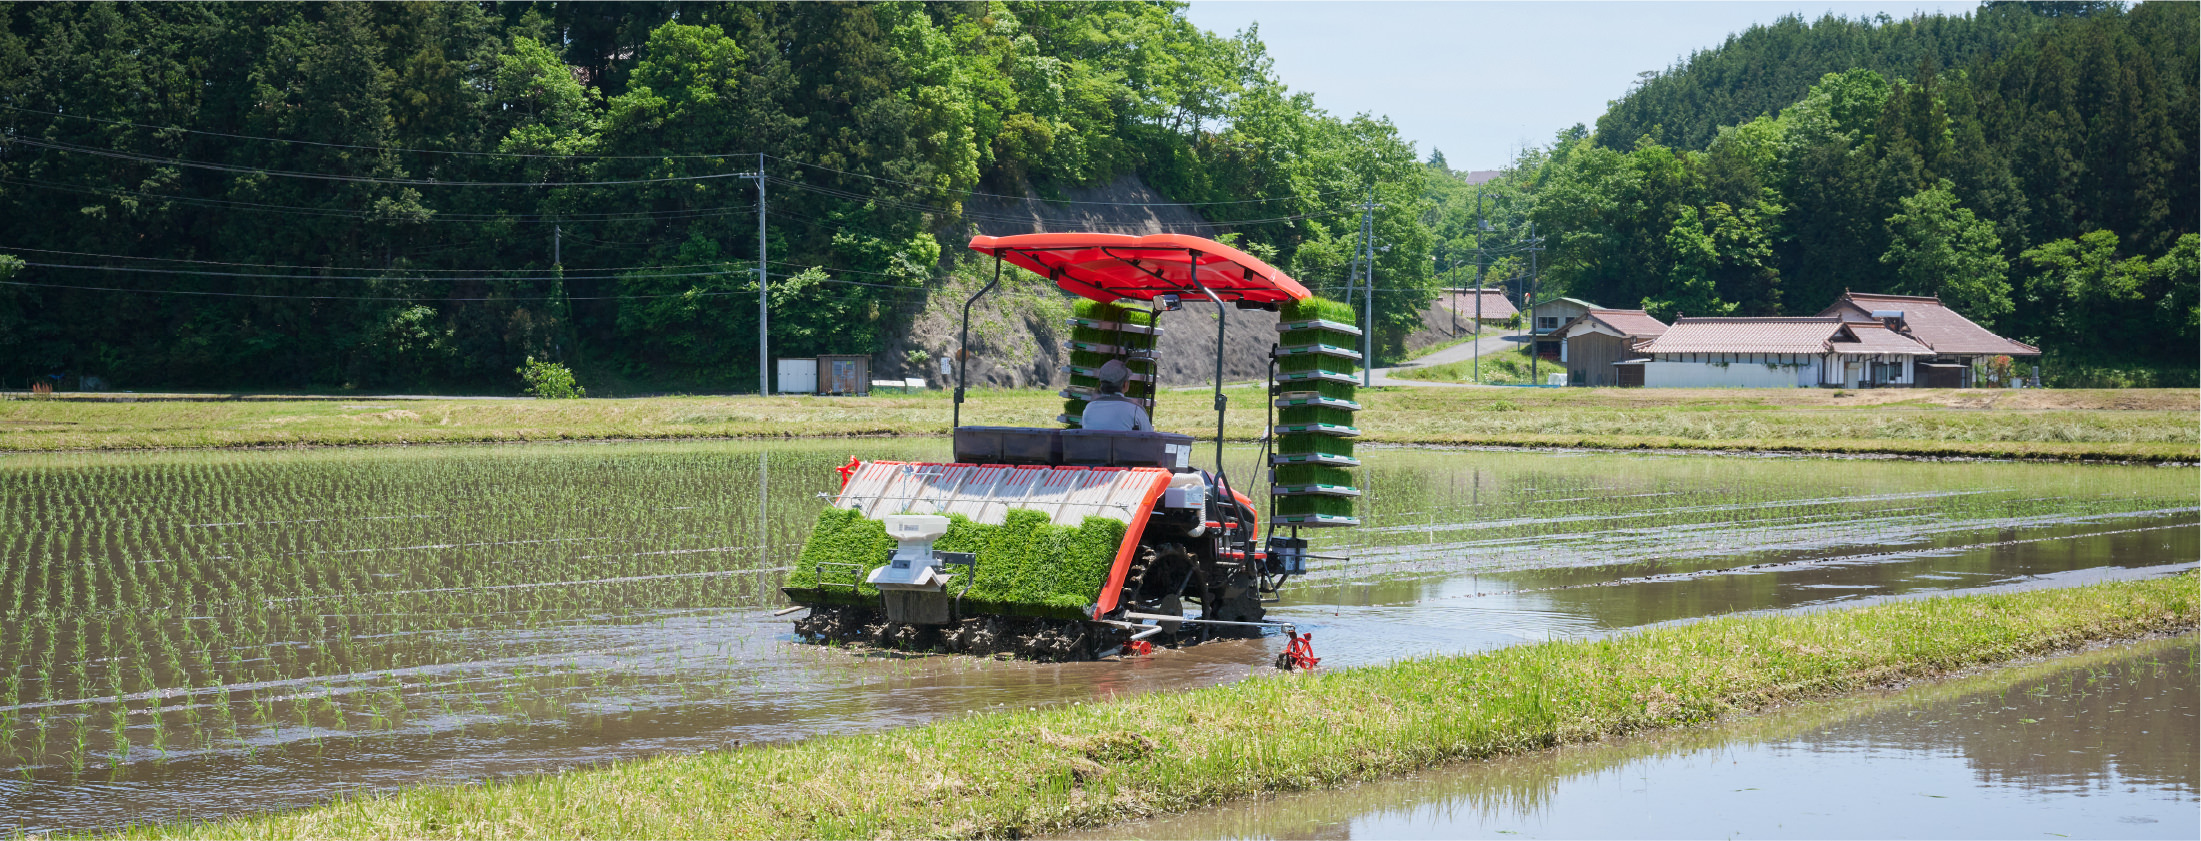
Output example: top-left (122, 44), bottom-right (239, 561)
top-left (878, 174), bottom-right (1284, 390)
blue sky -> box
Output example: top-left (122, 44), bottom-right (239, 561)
top-left (1181, 1), bottom-right (1981, 170)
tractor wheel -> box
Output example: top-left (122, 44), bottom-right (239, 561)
top-left (1200, 568), bottom-right (1267, 630)
top-left (1121, 542), bottom-right (1193, 644)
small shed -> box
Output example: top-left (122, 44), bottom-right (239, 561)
top-left (1554, 310), bottom-right (1669, 387)
top-left (776, 358), bottom-right (818, 394)
top-left (816, 354), bottom-right (870, 396)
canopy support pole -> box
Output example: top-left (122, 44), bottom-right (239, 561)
top-left (1188, 251), bottom-right (1229, 484)
top-left (955, 253), bottom-right (1003, 429)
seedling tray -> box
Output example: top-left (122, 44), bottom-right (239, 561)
top-left (1270, 483), bottom-right (1361, 497)
top-left (1275, 318), bottom-right (1362, 336)
top-left (1272, 393), bottom-right (1363, 411)
top-left (1272, 422), bottom-right (1361, 438)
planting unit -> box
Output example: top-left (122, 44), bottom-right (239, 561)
top-left (782, 233), bottom-right (1349, 665)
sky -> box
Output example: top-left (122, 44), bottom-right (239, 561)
top-left (1181, 1), bottom-right (1982, 170)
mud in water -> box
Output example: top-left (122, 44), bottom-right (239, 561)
top-left (0, 441), bottom-right (2192, 831)
top-left (1068, 634), bottom-right (2200, 840)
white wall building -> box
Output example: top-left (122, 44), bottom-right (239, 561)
top-left (1633, 317), bottom-right (1934, 388)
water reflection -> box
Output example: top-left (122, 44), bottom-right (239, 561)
top-left (1069, 635), bottom-right (2200, 840)
top-left (0, 441), bottom-right (2192, 831)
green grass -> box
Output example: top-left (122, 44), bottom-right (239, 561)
top-left (783, 508), bottom-right (1126, 620)
top-left (111, 574), bottom-right (2198, 840)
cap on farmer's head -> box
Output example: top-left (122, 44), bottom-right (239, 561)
top-left (1097, 359), bottom-right (1130, 386)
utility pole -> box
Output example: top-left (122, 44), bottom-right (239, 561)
top-left (1473, 189), bottom-right (1487, 383)
top-left (1356, 185), bottom-right (1379, 387)
top-left (553, 221), bottom-right (561, 268)
top-left (1527, 220), bottom-right (1543, 385)
top-left (747, 153), bottom-right (769, 396)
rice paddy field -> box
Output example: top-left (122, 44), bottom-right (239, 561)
top-left (0, 439), bottom-right (2194, 832)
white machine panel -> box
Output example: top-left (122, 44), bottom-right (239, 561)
top-left (834, 461), bottom-right (1164, 526)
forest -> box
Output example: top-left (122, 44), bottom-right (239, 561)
top-left (0, 1), bottom-right (2191, 392)
top-left (0, 1), bottom-right (1431, 392)
top-left (1439, 0), bottom-right (2195, 385)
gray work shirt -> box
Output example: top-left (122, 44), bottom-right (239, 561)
top-left (1080, 394), bottom-right (1151, 431)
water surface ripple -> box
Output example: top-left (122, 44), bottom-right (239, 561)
top-left (0, 442), bottom-right (2192, 831)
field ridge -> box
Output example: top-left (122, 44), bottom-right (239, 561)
top-left (110, 574), bottom-right (2198, 840)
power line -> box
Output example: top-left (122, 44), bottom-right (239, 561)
top-left (1, 270), bottom-right (932, 302)
top-left (13, 260), bottom-right (742, 283)
top-left (6, 105), bottom-right (1362, 210)
top-left (8, 136), bottom-right (756, 187)
top-left (767, 176), bottom-right (1355, 229)
top-left (0, 245), bottom-right (732, 275)
top-left (770, 157), bottom-right (1357, 207)
top-left (0, 175), bottom-right (762, 222)
top-left (0, 104), bottom-right (755, 161)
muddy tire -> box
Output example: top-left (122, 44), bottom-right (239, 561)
top-left (1199, 569), bottom-right (1266, 634)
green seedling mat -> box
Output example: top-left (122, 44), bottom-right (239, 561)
top-left (1274, 494), bottom-right (1356, 518)
top-left (1278, 328), bottom-right (1363, 349)
top-left (1273, 463), bottom-right (1355, 487)
top-left (785, 507), bottom-right (1128, 621)
top-left (1279, 405), bottom-right (1357, 427)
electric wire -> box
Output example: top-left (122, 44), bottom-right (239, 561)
top-left (5, 107), bottom-right (1364, 207)
top-left (0, 103), bottom-right (756, 160)
top-left (0, 269), bottom-right (932, 302)
top-left (769, 157), bottom-right (1358, 207)
top-left (6, 136), bottom-right (756, 187)
top-left (0, 245), bottom-right (735, 275)
top-left (0, 175), bottom-right (762, 222)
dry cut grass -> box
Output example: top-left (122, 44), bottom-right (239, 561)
top-left (110, 574), bottom-right (2198, 840)
top-left (3, 386), bottom-right (2193, 461)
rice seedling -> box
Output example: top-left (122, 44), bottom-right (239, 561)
top-left (3, 434), bottom-right (2192, 833)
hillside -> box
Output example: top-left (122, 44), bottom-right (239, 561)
top-left (1426, 1), bottom-right (2197, 385)
top-left (0, 3), bottom-right (1433, 395)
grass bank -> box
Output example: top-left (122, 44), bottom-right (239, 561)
top-left (116, 574), bottom-right (2197, 840)
top-left (4, 386), bottom-right (2193, 461)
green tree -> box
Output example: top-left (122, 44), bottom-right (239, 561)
top-left (1641, 206), bottom-right (1738, 321)
top-left (2019, 230), bottom-right (2198, 360)
top-left (1880, 180), bottom-right (2011, 324)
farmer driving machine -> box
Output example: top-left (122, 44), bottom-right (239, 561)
top-left (780, 233), bottom-right (1363, 667)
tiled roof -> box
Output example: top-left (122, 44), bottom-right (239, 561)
top-left (1581, 309), bottom-right (1668, 338)
top-left (1531, 296), bottom-right (1602, 310)
top-left (1640, 318), bottom-right (1846, 355)
top-left (1444, 288), bottom-right (1517, 319)
top-left (1829, 321), bottom-right (1934, 355)
top-left (1820, 292), bottom-right (2040, 356)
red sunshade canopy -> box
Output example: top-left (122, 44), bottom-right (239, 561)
top-left (968, 233), bottom-right (1311, 306)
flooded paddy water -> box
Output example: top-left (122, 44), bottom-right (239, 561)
top-left (1073, 634), bottom-right (2199, 840)
top-left (0, 440), bottom-right (2192, 832)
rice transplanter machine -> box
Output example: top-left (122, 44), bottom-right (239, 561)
top-left (780, 233), bottom-right (1363, 666)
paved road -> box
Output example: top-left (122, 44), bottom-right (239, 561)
top-left (1368, 330), bottom-right (1525, 388)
